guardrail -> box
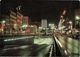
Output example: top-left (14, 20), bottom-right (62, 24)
top-left (54, 34), bottom-right (80, 57)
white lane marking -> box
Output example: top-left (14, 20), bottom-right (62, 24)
top-left (4, 36), bottom-right (34, 41)
top-left (3, 45), bottom-right (29, 51)
top-left (49, 45), bottom-right (53, 57)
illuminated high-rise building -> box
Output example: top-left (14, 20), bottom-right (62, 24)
top-left (22, 16), bottom-right (29, 32)
top-left (23, 16), bottom-right (29, 25)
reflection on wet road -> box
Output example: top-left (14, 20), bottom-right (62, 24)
top-left (0, 36), bottom-right (53, 57)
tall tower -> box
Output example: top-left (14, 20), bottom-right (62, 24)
top-left (41, 19), bottom-right (47, 28)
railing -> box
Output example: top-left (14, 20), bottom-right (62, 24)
top-left (54, 33), bottom-right (80, 57)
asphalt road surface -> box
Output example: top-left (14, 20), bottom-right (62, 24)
top-left (0, 36), bottom-right (54, 57)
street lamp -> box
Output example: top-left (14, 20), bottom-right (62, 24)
top-left (2, 20), bottom-right (6, 24)
top-left (62, 10), bottom-right (66, 15)
top-left (60, 15), bottom-right (63, 19)
top-left (75, 15), bottom-right (80, 28)
top-left (75, 16), bottom-right (80, 20)
top-left (69, 21), bottom-right (72, 24)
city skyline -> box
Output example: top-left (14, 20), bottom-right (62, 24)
top-left (1, 1), bottom-right (79, 24)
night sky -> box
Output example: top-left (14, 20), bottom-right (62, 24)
top-left (1, 0), bottom-right (79, 24)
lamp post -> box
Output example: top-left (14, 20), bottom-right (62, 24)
top-left (1, 20), bottom-right (6, 35)
top-left (75, 15), bottom-right (80, 29)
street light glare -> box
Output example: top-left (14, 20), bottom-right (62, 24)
top-left (49, 24), bottom-right (54, 26)
top-left (2, 20), bottom-right (6, 23)
top-left (39, 27), bottom-right (42, 29)
top-left (22, 25), bottom-right (28, 27)
top-left (75, 16), bottom-right (80, 20)
top-left (30, 25), bottom-right (34, 27)
top-left (60, 15), bottom-right (63, 18)
top-left (49, 24), bottom-right (52, 26)
top-left (69, 21), bottom-right (72, 24)
top-left (63, 10), bottom-right (66, 15)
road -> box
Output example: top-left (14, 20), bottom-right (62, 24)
top-left (0, 36), bottom-right (54, 57)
